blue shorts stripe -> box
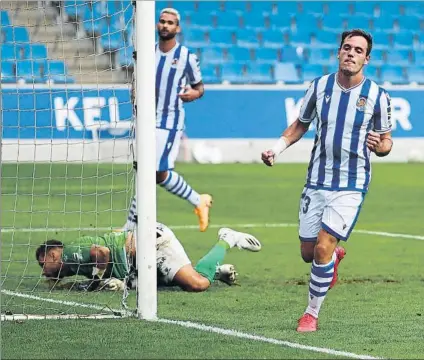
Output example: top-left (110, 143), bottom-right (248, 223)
top-left (158, 130), bottom-right (177, 172)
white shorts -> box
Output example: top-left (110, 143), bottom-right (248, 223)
top-left (156, 128), bottom-right (183, 172)
top-left (156, 222), bottom-right (191, 284)
top-left (298, 187), bottom-right (365, 242)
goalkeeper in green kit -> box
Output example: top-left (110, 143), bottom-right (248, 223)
top-left (35, 222), bottom-right (262, 292)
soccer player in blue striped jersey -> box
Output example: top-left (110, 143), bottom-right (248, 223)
top-left (261, 29), bottom-right (393, 332)
top-left (134, 8), bottom-right (212, 232)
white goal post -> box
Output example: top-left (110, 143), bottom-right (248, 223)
top-left (0, 0), bottom-right (157, 321)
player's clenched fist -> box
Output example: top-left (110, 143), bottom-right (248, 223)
top-left (261, 150), bottom-right (275, 167)
top-left (366, 130), bottom-right (381, 152)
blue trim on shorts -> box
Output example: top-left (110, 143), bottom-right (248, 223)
top-left (322, 222), bottom-right (347, 241)
top-left (299, 236), bottom-right (317, 242)
top-left (305, 183), bottom-right (368, 193)
top-left (158, 129), bottom-right (177, 172)
top-left (346, 192), bottom-right (366, 239)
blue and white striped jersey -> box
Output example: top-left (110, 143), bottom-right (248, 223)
top-left (299, 73), bottom-right (392, 193)
top-left (155, 42), bottom-right (202, 130)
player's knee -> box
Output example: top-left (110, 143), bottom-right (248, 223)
top-left (314, 242), bottom-right (334, 262)
top-left (156, 171), bottom-right (168, 184)
top-left (184, 277), bottom-right (210, 292)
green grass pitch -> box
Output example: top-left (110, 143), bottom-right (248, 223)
top-left (1, 163), bottom-right (424, 359)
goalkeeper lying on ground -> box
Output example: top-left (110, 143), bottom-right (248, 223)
top-left (35, 223), bottom-right (262, 292)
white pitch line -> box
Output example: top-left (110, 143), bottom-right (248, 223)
top-left (0, 289), bottom-right (128, 316)
top-left (157, 318), bottom-right (383, 360)
top-left (1, 223), bottom-right (424, 241)
top-left (1, 289), bottom-right (382, 359)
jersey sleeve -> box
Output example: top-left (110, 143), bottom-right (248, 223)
top-left (373, 89), bottom-right (392, 134)
top-left (185, 52), bottom-right (202, 85)
top-left (299, 79), bottom-right (318, 123)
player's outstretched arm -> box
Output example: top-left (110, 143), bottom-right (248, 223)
top-left (261, 119), bottom-right (310, 166)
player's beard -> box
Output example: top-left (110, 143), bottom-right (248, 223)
top-left (158, 30), bottom-right (176, 41)
top-left (340, 64), bottom-right (364, 77)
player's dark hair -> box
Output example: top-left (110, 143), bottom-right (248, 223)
top-left (35, 239), bottom-right (63, 263)
top-left (340, 29), bottom-right (373, 56)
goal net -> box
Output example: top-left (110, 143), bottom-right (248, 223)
top-left (1, 0), bottom-right (138, 320)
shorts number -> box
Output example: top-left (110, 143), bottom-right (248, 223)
top-left (301, 193), bottom-right (311, 214)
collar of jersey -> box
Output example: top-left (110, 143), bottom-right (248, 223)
top-left (335, 72), bottom-right (366, 93)
top-left (158, 41), bottom-right (180, 55)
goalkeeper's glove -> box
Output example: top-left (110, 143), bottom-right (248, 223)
top-left (101, 278), bottom-right (126, 291)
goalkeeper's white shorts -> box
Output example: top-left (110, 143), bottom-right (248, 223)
top-left (156, 128), bottom-right (183, 172)
top-left (156, 223), bottom-right (191, 284)
top-left (298, 187), bottom-right (365, 242)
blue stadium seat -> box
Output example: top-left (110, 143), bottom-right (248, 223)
top-left (326, 2), bottom-right (354, 16)
top-left (183, 29), bottom-right (208, 48)
top-left (187, 12), bottom-right (214, 30)
top-left (250, 1), bottom-right (277, 14)
top-left (16, 59), bottom-right (43, 83)
top-left (372, 32), bottom-right (391, 50)
top-left (1, 61), bottom-right (15, 83)
top-left (306, 48), bottom-right (337, 66)
top-left (407, 67), bottom-right (424, 84)
top-left (290, 30), bottom-right (312, 46)
top-left (236, 28), bottom-right (261, 48)
top-left (364, 65), bottom-right (380, 83)
top-left (301, 2), bottom-right (324, 16)
top-left (208, 29), bottom-right (235, 47)
top-left (392, 32), bottom-right (415, 49)
top-left (413, 51), bottom-right (424, 65)
top-left (201, 65), bottom-right (221, 84)
top-left (381, 65), bottom-right (408, 84)
top-left (196, 1), bottom-right (222, 13)
top-left (322, 16), bottom-right (347, 32)
top-left (226, 47), bottom-right (252, 63)
top-left (220, 63), bottom-right (248, 83)
top-left (100, 30), bottom-right (125, 51)
top-left (26, 44), bottom-right (48, 60)
top-left (394, 16), bottom-right (422, 32)
top-left (274, 63), bottom-right (301, 84)
top-left (404, 1), bottom-right (423, 16)
top-left (83, 17), bottom-right (107, 36)
top-left (371, 49), bottom-right (385, 66)
top-left (248, 64), bottom-right (275, 83)
top-left (254, 47), bottom-right (280, 64)
top-left (293, 14), bottom-right (321, 31)
top-left (377, 2), bottom-right (402, 17)
top-left (354, 2), bottom-right (377, 18)
top-left (63, 0), bottom-right (88, 19)
top-left (170, 1), bottom-right (195, 14)
top-left (224, 1), bottom-right (246, 13)
top-left (268, 14), bottom-right (292, 30)
top-left (215, 11), bottom-right (241, 30)
top-left (119, 45), bottom-right (133, 67)
top-left (301, 64), bottom-right (324, 82)
top-left (262, 29), bottom-right (287, 49)
top-left (310, 31), bottom-right (338, 49)
top-left (45, 61), bottom-right (74, 84)
top-left (1, 44), bottom-right (17, 60)
top-left (347, 16), bottom-right (372, 30)
top-left (281, 46), bottom-right (304, 63)
top-left (3, 27), bottom-right (30, 43)
top-left (242, 12), bottom-right (268, 31)
top-left (200, 46), bottom-right (225, 64)
top-left (124, 3), bottom-right (133, 24)
top-left (372, 17), bottom-right (394, 31)
top-left (1, 11), bottom-right (10, 26)
top-left (385, 50), bottom-right (413, 66)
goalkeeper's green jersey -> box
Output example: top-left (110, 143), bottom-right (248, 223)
top-left (61, 232), bottom-right (129, 280)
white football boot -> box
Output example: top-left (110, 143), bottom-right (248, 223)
top-left (218, 228), bottom-right (262, 252)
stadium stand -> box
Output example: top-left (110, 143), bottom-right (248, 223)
top-left (1, 1), bottom-right (423, 85)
